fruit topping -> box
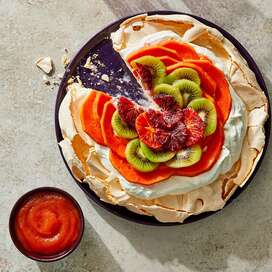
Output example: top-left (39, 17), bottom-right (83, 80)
top-left (135, 112), bottom-right (171, 149)
top-left (166, 144), bottom-right (202, 168)
top-left (136, 106), bottom-right (205, 152)
top-left (154, 94), bottom-right (178, 111)
top-left (101, 101), bottom-right (128, 158)
top-left (186, 59), bottom-right (231, 124)
top-left (80, 91), bottom-right (109, 145)
top-left (131, 56), bottom-right (166, 87)
top-left (109, 149), bottom-right (174, 185)
top-left (158, 40), bottom-right (200, 60)
top-left (111, 111), bottom-right (138, 139)
top-left (163, 67), bottom-right (201, 85)
top-left (164, 123), bottom-right (188, 152)
top-left (153, 83), bottom-right (183, 107)
top-left (173, 79), bottom-right (202, 106)
top-left (133, 63), bottom-right (153, 90)
top-left (95, 92), bottom-right (112, 118)
top-left (158, 56), bottom-right (179, 66)
top-left (117, 96), bottom-right (143, 128)
top-left (125, 139), bottom-right (159, 172)
top-left (187, 98), bottom-right (217, 136)
top-left (182, 108), bottom-right (205, 146)
top-left (146, 109), bottom-right (169, 129)
top-left (166, 63), bottom-right (216, 98)
top-left (140, 142), bottom-right (176, 163)
top-left (78, 38), bottom-right (232, 178)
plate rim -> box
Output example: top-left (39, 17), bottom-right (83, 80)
top-left (55, 10), bottom-right (271, 226)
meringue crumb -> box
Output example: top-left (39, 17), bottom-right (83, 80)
top-left (61, 54), bottom-right (70, 68)
top-left (92, 53), bottom-right (98, 59)
top-left (67, 77), bottom-right (74, 85)
top-left (42, 75), bottom-right (50, 85)
top-left (76, 75), bottom-right (83, 86)
top-left (96, 59), bottom-right (105, 68)
top-left (57, 73), bottom-right (63, 79)
top-left (36, 57), bottom-right (53, 74)
top-left (84, 56), bottom-right (98, 72)
top-left (101, 74), bottom-right (110, 82)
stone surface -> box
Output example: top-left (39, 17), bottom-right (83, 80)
top-left (0, 1), bottom-right (272, 271)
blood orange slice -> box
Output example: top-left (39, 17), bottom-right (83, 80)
top-left (183, 108), bottom-right (205, 146)
top-left (135, 112), bottom-right (170, 149)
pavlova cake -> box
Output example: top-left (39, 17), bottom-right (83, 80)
top-left (58, 14), bottom-right (268, 223)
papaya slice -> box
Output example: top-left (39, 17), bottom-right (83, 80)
top-left (126, 45), bottom-right (180, 63)
top-left (109, 149), bottom-right (174, 185)
top-left (199, 55), bottom-right (212, 63)
top-left (185, 60), bottom-right (232, 123)
top-left (95, 92), bottom-right (112, 118)
top-left (80, 90), bottom-right (111, 146)
top-left (101, 101), bottom-right (128, 158)
top-left (174, 121), bottom-right (224, 176)
top-left (80, 91), bottom-right (103, 145)
top-left (159, 40), bottom-right (199, 60)
top-left (166, 62), bottom-right (217, 98)
top-left (158, 56), bottom-right (179, 66)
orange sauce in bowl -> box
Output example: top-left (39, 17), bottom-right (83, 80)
top-left (14, 191), bottom-right (82, 256)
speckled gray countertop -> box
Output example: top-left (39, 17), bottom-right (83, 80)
top-left (1, 1), bottom-right (272, 271)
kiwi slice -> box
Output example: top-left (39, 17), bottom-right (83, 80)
top-left (140, 142), bottom-right (176, 163)
top-left (187, 98), bottom-right (217, 136)
top-left (163, 68), bottom-right (201, 85)
top-left (173, 79), bottom-right (202, 106)
top-left (131, 56), bottom-right (166, 86)
top-left (111, 111), bottom-right (138, 139)
top-left (166, 144), bottom-right (202, 168)
top-left (153, 84), bottom-right (183, 107)
top-left (125, 139), bottom-right (159, 172)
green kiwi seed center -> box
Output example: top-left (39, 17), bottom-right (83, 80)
top-left (137, 147), bottom-right (148, 161)
top-left (176, 149), bottom-right (191, 160)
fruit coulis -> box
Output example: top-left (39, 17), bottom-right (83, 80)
top-left (14, 191), bottom-right (82, 256)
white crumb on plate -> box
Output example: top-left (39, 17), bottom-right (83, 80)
top-left (84, 56), bottom-right (98, 72)
top-left (101, 74), bottom-right (110, 82)
top-left (121, 73), bottom-right (131, 83)
top-left (92, 53), bottom-right (98, 59)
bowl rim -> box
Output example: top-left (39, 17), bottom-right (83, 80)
top-left (9, 186), bottom-right (85, 262)
top-left (54, 10), bottom-right (271, 226)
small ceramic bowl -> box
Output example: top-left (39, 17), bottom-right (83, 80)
top-left (9, 187), bottom-right (84, 262)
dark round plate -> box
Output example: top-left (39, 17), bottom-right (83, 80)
top-left (55, 11), bottom-right (271, 226)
